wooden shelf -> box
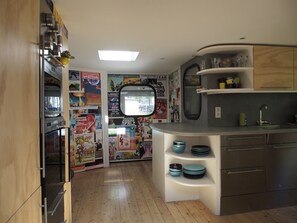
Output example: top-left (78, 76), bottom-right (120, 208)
top-left (166, 151), bottom-right (215, 160)
top-left (166, 173), bottom-right (215, 187)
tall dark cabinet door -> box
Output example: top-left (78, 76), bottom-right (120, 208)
top-left (183, 64), bottom-right (201, 120)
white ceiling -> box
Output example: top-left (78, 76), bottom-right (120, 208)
top-left (54, 0), bottom-right (297, 74)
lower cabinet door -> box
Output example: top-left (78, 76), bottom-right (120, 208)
top-left (221, 167), bottom-right (266, 197)
top-left (47, 190), bottom-right (65, 223)
top-left (266, 143), bottom-right (297, 191)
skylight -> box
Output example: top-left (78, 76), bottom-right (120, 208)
top-left (98, 50), bottom-right (139, 61)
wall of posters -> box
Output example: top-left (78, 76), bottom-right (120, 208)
top-left (107, 74), bottom-right (168, 162)
top-left (168, 70), bottom-right (181, 122)
top-left (69, 70), bottom-right (103, 172)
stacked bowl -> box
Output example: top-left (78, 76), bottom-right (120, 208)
top-left (183, 164), bottom-right (206, 179)
top-left (172, 140), bottom-right (186, 153)
top-left (191, 145), bottom-right (211, 156)
top-left (169, 163), bottom-right (182, 177)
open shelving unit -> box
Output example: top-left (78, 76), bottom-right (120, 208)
top-left (195, 45), bottom-right (254, 95)
top-left (152, 130), bottom-right (221, 215)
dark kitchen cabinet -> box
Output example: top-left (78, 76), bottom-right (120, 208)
top-left (266, 133), bottom-right (297, 191)
top-left (221, 134), bottom-right (267, 197)
top-left (220, 134), bottom-right (267, 215)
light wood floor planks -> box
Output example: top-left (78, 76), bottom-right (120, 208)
top-left (71, 161), bottom-right (297, 223)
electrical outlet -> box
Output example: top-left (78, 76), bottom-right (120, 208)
top-left (215, 107), bottom-right (221, 118)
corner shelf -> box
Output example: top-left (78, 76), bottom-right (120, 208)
top-left (197, 45), bottom-right (254, 56)
top-left (166, 151), bottom-right (215, 160)
top-left (166, 173), bottom-right (215, 187)
top-left (197, 67), bottom-right (253, 76)
top-left (196, 88), bottom-right (254, 95)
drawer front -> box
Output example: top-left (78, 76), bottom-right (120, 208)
top-left (221, 167), bottom-right (266, 197)
top-left (221, 134), bottom-right (266, 147)
top-left (268, 132), bottom-right (297, 144)
top-left (221, 145), bottom-right (266, 169)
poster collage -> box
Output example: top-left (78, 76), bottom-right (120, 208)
top-left (168, 70), bottom-right (181, 123)
top-left (69, 70), bottom-right (103, 172)
top-left (108, 74), bottom-right (168, 162)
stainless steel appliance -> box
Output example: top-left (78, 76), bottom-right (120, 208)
top-left (40, 0), bottom-right (67, 222)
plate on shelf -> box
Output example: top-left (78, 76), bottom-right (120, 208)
top-left (183, 172), bottom-right (206, 179)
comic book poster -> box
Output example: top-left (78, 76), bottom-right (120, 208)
top-left (69, 70), bottom-right (80, 81)
top-left (116, 125), bottom-right (137, 152)
top-left (153, 98), bottom-right (167, 119)
top-left (74, 133), bottom-right (95, 165)
top-left (123, 75), bottom-right (141, 84)
top-left (81, 72), bottom-right (101, 105)
top-left (169, 70), bottom-right (181, 122)
top-left (141, 75), bottom-right (166, 98)
top-left (108, 92), bottom-right (120, 117)
top-left (69, 92), bottom-right (86, 107)
top-left (95, 129), bottom-right (103, 159)
top-left (108, 75), bottom-right (124, 91)
top-left (73, 113), bottom-right (96, 134)
top-left (69, 81), bottom-right (81, 91)
top-left (140, 141), bottom-right (152, 159)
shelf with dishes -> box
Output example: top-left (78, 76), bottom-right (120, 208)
top-left (196, 67), bottom-right (254, 95)
top-left (166, 173), bottom-right (215, 187)
top-left (195, 44), bottom-right (254, 95)
top-left (166, 151), bottom-right (215, 160)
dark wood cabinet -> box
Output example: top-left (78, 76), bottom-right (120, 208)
top-left (266, 133), bottom-right (297, 191)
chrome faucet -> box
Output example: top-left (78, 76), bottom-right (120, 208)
top-left (258, 104), bottom-right (271, 126)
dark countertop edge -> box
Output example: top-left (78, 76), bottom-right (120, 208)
top-left (150, 123), bottom-right (297, 136)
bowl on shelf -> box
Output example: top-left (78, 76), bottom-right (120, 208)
top-left (172, 140), bottom-right (186, 153)
top-left (169, 163), bottom-right (182, 170)
top-left (169, 169), bottom-right (182, 177)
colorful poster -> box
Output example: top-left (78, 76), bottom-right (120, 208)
top-left (153, 98), bottom-right (167, 119)
top-left (116, 125), bottom-right (136, 152)
top-left (69, 69), bottom-right (103, 172)
top-left (169, 70), bottom-right (181, 122)
top-left (108, 92), bottom-right (121, 117)
top-left (81, 72), bottom-right (101, 105)
top-left (69, 92), bottom-right (86, 107)
top-left (69, 70), bottom-right (80, 81)
top-left (108, 75), bottom-right (124, 91)
top-left (74, 133), bottom-right (95, 165)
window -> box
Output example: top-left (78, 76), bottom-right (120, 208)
top-left (183, 64), bottom-right (201, 120)
top-left (119, 84), bottom-right (156, 116)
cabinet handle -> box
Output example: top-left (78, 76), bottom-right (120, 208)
top-left (272, 144), bottom-right (297, 149)
top-left (225, 168), bottom-right (264, 175)
top-left (226, 147), bottom-right (265, 152)
top-left (225, 136), bottom-right (264, 141)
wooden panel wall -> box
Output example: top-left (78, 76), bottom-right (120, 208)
top-left (0, 0), bottom-right (41, 222)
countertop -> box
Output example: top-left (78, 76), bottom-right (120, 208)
top-left (150, 123), bottom-right (297, 136)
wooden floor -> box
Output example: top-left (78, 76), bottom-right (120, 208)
top-left (71, 161), bottom-right (297, 223)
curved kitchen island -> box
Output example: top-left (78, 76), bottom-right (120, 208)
top-left (150, 123), bottom-right (297, 215)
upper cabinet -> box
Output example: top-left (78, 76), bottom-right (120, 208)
top-left (294, 49), bottom-right (297, 90)
top-left (196, 45), bottom-right (254, 94)
top-left (195, 44), bottom-right (297, 94)
top-left (253, 46), bottom-right (294, 90)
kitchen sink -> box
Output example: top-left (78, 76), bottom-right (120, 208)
top-left (258, 124), bottom-right (280, 129)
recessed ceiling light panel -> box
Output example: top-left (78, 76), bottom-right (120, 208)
top-left (98, 50), bottom-right (139, 61)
